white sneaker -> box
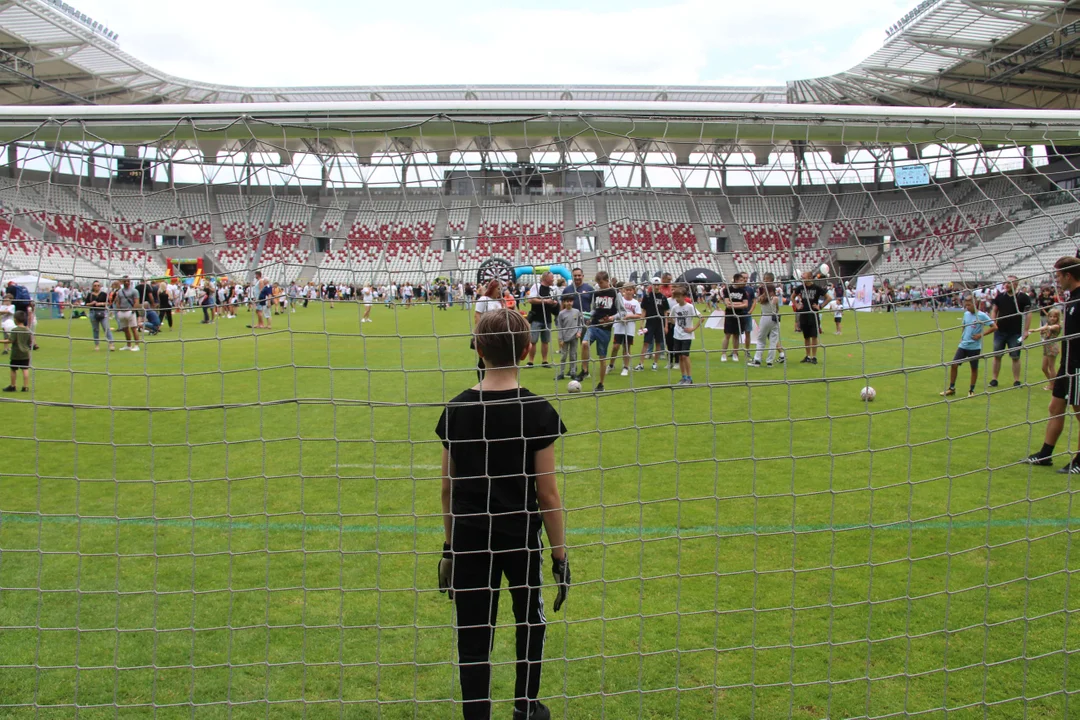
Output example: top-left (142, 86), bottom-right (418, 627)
top-left (651, 362), bottom-right (658, 371)
top-left (119, 346), bottom-right (130, 351)
top-left (131, 345), bottom-right (141, 352)
top-left (720, 354), bottom-right (727, 363)
top-left (620, 368), bottom-right (629, 377)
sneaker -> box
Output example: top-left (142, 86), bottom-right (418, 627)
top-left (967, 391), bottom-right (976, 397)
top-left (810, 357), bottom-right (818, 365)
top-left (594, 383), bottom-right (604, 392)
top-left (620, 368), bottom-right (629, 376)
top-left (720, 354), bottom-right (727, 363)
top-left (541, 362), bottom-right (552, 369)
top-left (766, 363), bottom-right (773, 368)
top-left (778, 354), bottom-right (786, 362)
top-left (607, 364), bottom-right (614, 371)
top-left (131, 346), bottom-right (141, 352)
top-left (1013, 381), bottom-right (1022, 388)
top-left (2, 385), bottom-right (14, 392)
top-left (526, 362), bottom-right (534, 368)
top-left (20, 387), bottom-right (27, 392)
top-left (651, 362), bottom-right (658, 371)
top-left (634, 364), bottom-right (644, 371)
top-left (989, 379), bottom-right (999, 388)
top-left (555, 374), bottom-right (566, 380)
top-left (119, 346), bottom-right (131, 351)
top-left (747, 360), bottom-right (761, 367)
top-left (940, 388), bottom-right (956, 396)
top-left (512, 702), bottom-right (551, 720)
top-left (800, 356), bottom-right (811, 364)
top-left (1025, 453), bottom-right (1054, 467)
top-left (1057, 463), bottom-right (1080, 475)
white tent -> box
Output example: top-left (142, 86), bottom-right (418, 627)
top-left (4, 274), bottom-right (58, 292)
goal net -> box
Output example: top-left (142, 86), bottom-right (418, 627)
top-left (1, 103), bottom-right (1079, 718)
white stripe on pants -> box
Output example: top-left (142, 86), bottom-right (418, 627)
top-left (754, 315), bottom-right (781, 365)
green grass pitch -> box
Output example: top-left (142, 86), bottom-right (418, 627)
top-left (0, 301), bottom-right (1077, 719)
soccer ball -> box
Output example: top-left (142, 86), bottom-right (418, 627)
top-left (567, 380), bottom-right (582, 393)
top-left (820, 263), bottom-right (830, 276)
top-left (860, 386), bottom-right (876, 402)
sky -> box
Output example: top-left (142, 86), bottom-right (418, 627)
top-left (70, 0), bottom-right (914, 88)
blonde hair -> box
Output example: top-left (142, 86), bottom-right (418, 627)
top-left (1048, 308), bottom-right (1062, 325)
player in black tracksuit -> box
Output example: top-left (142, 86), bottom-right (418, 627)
top-left (437, 309), bottom-right (571, 720)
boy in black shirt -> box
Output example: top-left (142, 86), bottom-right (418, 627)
top-left (577, 271), bottom-right (618, 391)
top-left (436, 309), bottom-right (570, 719)
top-left (793, 272), bottom-right (825, 364)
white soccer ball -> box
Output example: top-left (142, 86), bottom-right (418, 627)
top-left (820, 264), bottom-right (831, 276)
top-left (567, 380), bottom-right (582, 393)
top-left (861, 386), bottom-right (876, 402)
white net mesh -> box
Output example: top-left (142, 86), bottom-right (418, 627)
top-left (1, 106), bottom-right (1079, 718)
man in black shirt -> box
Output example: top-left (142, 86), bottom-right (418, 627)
top-left (436, 309), bottom-right (569, 719)
top-left (1027, 258), bottom-right (1080, 473)
top-left (793, 271), bottom-right (825, 364)
top-left (989, 275), bottom-right (1032, 388)
top-left (1036, 284), bottom-right (1056, 325)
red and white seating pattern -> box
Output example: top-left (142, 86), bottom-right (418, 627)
top-left (478, 202), bottom-right (563, 248)
top-left (176, 193), bottom-right (213, 242)
top-left (447, 201), bottom-right (471, 234)
top-left (349, 200), bottom-right (438, 242)
top-left (731, 196), bottom-right (796, 251)
top-left (574, 198), bottom-right (596, 231)
top-left (607, 197), bottom-right (698, 251)
top-left (321, 201), bottom-right (348, 235)
top-left (316, 240), bottom-right (442, 286)
top-left (732, 248), bottom-right (831, 279)
top-left (696, 199), bottom-right (725, 237)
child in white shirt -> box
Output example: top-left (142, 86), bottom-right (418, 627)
top-left (610, 284), bottom-right (643, 377)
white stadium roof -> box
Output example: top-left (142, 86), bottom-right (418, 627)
top-left (0, 0), bottom-right (1074, 109)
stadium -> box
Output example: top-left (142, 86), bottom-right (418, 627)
top-left (2, 0), bottom-right (1080, 717)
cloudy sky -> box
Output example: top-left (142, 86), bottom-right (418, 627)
top-left (71, 0), bottom-right (913, 88)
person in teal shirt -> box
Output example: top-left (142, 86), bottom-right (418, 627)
top-left (942, 293), bottom-right (997, 397)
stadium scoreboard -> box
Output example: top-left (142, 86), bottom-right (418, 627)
top-left (894, 164), bottom-right (931, 187)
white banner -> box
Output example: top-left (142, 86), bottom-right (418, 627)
top-left (851, 275), bottom-right (874, 312)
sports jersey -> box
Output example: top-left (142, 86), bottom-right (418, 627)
top-left (794, 283), bottom-right (825, 313)
top-left (670, 301), bottom-right (699, 341)
top-left (959, 310), bottom-right (994, 350)
top-left (590, 287), bottom-right (618, 326)
top-left (722, 285), bottom-right (751, 316)
top-left (613, 297), bottom-right (641, 336)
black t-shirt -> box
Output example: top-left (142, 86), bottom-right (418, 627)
top-left (435, 387), bottom-right (566, 539)
top-left (527, 283), bottom-right (558, 324)
top-left (992, 291), bottom-right (1031, 336)
top-left (1064, 295), bottom-right (1080, 370)
top-left (722, 285), bottom-right (751, 316)
top-left (88, 290), bottom-right (108, 309)
top-left (590, 287), bottom-right (618, 326)
top-left (134, 283), bottom-right (158, 307)
top-left (640, 291), bottom-right (668, 328)
top-left (794, 284), bottom-right (825, 314)
top-left (1037, 292), bottom-right (1056, 318)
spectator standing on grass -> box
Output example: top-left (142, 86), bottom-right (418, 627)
top-left (578, 271), bottom-right (617, 392)
top-left (525, 271), bottom-right (558, 368)
top-left (361, 284), bottom-right (374, 323)
top-left (112, 276), bottom-right (141, 352)
top-left (6, 280), bottom-right (36, 350)
top-left (940, 293), bottom-right (996, 399)
top-left (157, 281), bottom-right (174, 329)
top-left (1036, 284), bottom-right (1056, 326)
top-left (792, 271), bottom-right (825, 364)
top-left (0, 293), bottom-right (14, 355)
top-left (85, 281), bottom-right (115, 352)
top-left (637, 278), bottom-right (668, 371)
top-left (720, 273), bottom-right (750, 362)
top-left (1039, 307), bottom-right (1063, 392)
top-left (1026, 258), bottom-right (1080, 473)
top-left (436, 309), bottom-right (569, 720)
top-left (749, 272), bottom-right (783, 368)
top-left (989, 274), bottom-right (1032, 388)
top-left (555, 294), bottom-right (583, 381)
top-left (564, 268), bottom-right (594, 372)
top-left (668, 286), bottom-right (702, 386)
top-left (610, 283), bottom-right (642, 377)
top-left (1, 310), bottom-right (31, 392)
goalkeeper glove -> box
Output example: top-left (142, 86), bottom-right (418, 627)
top-left (438, 543), bottom-right (453, 599)
top-left (551, 554), bottom-right (570, 612)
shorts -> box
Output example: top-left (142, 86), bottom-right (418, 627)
top-left (530, 320), bottom-right (551, 344)
top-left (993, 332), bottom-right (1023, 360)
top-left (1044, 342), bottom-right (1060, 358)
top-left (256, 302), bottom-right (268, 311)
top-left (9, 357), bottom-right (29, 368)
top-left (116, 311), bottom-right (137, 329)
top-left (739, 315), bottom-right (753, 334)
top-left (951, 347), bottom-right (981, 370)
top-left (643, 323), bottom-right (664, 346)
top-left (723, 315), bottom-right (741, 335)
top-left (1053, 365), bottom-right (1080, 405)
top-left (586, 326), bottom-right (611, 357)
top-left (799, 312), bottom-right (819, 339)
top-left (614, 333), bottom-right (634, 347)
top-left (671, 338), bottom-right (693, 357)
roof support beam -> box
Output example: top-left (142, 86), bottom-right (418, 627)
top-left (957, 0), bottom-right (1059, 27)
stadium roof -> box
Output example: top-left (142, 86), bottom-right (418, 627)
top-left (0, 0), bottom-right (1075, 109)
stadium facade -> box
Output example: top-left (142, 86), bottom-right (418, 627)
top-left (0, 0), bottom-right (1077, 288)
